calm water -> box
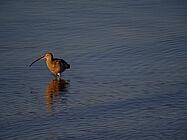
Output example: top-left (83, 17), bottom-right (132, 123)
top-left (0, 0), bottom-right (187, 139)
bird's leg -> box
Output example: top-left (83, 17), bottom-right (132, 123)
top-left (57, 76), bottom-right (61, 80)
top-left (57, 73), bottom-right (61, 78)
top-left (55, 73), bottom-right (57, 78)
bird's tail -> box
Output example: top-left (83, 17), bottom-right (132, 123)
top-left (60, 59), bottom-right (70, 69)
top-left (66, 64), bottom-right (70, 69)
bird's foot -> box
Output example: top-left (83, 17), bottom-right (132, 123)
top-left (57, 73), bottom-right (61, 79)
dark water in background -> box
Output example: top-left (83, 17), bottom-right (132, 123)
top-left (0, 0), bottom-right (187, 139)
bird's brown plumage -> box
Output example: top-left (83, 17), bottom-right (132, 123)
top-left (30, 52), bottom-right (70, 77)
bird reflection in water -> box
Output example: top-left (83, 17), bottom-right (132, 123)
top-left (46, 78), bottom-right (69, 111)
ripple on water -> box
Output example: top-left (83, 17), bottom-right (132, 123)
top-left (0, 0), bottom-right (187, 139)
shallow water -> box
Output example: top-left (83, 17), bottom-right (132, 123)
top-left (0, 0), bottom-right (187, 139)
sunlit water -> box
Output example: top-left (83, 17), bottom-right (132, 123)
top-left (0, 0), bottom-right (187, 139)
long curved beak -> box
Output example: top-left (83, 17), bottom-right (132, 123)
top-left (29, 56), bottom-right (45, 67)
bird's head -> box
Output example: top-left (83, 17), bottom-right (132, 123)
top-left (44, 52), bottom-right (53, 59)
top-left (29, 52), bottom-right (53, 67)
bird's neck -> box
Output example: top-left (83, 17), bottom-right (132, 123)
top-left (46, 57), bottom-right (53, 62)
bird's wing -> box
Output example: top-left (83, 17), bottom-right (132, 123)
top-left (54, 58), bottom-right (70, 69)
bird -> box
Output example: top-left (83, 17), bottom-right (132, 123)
top-left (30, 52), bottom-right (70, 78)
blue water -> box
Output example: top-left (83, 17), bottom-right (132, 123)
top-left (0, 0), bottom-right (187, 139)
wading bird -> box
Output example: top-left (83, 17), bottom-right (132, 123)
top-left (30, 52), bottom-right (70, 77)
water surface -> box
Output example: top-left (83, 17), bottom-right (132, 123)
top-left (0, 0), bottom-right (187, 139)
